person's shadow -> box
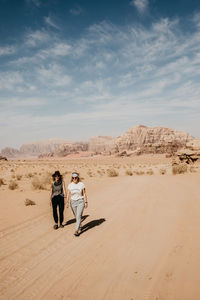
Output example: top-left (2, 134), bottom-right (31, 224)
top-left (79, 218), bottom-right (106, 235)
top-left (64, 215), bottom-right (89, 226)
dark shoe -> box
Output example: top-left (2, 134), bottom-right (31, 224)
top-left (53, 224), bottom-right (58, 230)
top-left (60, 224), bottom-right (64, 228)
top-left (74, 231), bottom-right (79, 236)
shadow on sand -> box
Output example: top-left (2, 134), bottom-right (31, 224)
top-left (64, 215), bottom-right (89, 226)
top-left (79, 218), bottom-right (106, 235)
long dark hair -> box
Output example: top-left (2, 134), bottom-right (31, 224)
top-left (52, 170), bottom-right (62, 182)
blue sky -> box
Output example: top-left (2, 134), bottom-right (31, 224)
top-left (0, 0), bottom-right (200, 149)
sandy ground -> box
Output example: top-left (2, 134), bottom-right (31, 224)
top-left (0, 156), bottom-right (200, 300)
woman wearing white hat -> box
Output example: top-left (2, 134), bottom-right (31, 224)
top-left (66, 172), bottom-right (88, 236)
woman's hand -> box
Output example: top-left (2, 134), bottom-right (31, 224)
top-left (84, 201), bottom-right (88, 208)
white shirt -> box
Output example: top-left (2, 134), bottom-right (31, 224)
top-left (68, 182), bottom-right (85, 201)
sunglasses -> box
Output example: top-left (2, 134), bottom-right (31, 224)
top-left (72, 177), bottom-right (78, 179)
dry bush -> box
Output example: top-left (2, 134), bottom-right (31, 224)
top-left (32, 173), bottom-right (52, 190)
top-left (32, 177), bottom-right (45, 190)
top-left (27, 173), bottom-right (33, 178)
top-left (0, 178), bottom-right (5, 186)
top-left (126, 170), bottom-right (133, 176)
top-left (10, 169), bottom-right (14, 172)
top-left (189, 166), bottom-right (197, 173)
top-left (16, 174), bottom-right (22, 180)
top-left (43, 173), bottom-right (52, 186)
top-left (146, 169), bottom-right (154, 175)
top-left (25, 198), bottom-right (36, 206)
top-left (134, 170), bottom-right (145, 175)
top-left (107, 168), bottom-right (119, 177)
top-left (87, 170), bottom-right (93, 177)
top-left (9, 180), bottom-right (18, 190)
top-left (160, 168), bottom-right (166, 175)
top-left (172, 163), bottom-right (187, 175)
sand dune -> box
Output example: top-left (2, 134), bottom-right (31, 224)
top-left (0, 158), bottom-right (200, 299)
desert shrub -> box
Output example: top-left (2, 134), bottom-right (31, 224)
top-left (9, 180), bottom-right (18, 190)
top-left (189, 166), bottom-right (197, 173)
top-left (134, 170), bottom-right (145, 175)
top-left (16, 174), bottom-right (22, 180)
top-left (107, 168), bottom-right (119, 177)
top-left (0, 178), bottom-right (5, 186)
top-left (172, 163), bottom-right (187, 175)
top-left (43, 173), bottom-right (52, 186)
top-left (87, 170), bottom-right (93, 177)
top-left (27, 173), bottom-right (33, 178)
top-left (32, 177), bottom-right (45, 190)
top-left (160, 168), bottom-right (166, 175)
top-left (25, 198), bottom-right (36, 206)
top-left (126, 170), bottom-right (133, 176)
top-left (146, 169), bottom-right (154, 175)
top-left (10, 169), bottom-right (14, 172)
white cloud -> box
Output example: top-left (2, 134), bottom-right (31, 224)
top-left (25, 30), bottom-right (51, 47)
top-left (36, 64), bottom-right (72, 87)
top-left (0, 46), bottom-right (16, 56)
top-left (130, 0), bottom-right (149, 14)
top-left (38, 43), bottom-right (71, 58)
top-left (0, 72), bottom-right (24, 90)
top-left (44, 16), bottom-right (59, 30)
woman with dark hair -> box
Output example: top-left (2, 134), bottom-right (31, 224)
top-left (66, 172), bottom-right (88, 236)
top-left (50, 170), bottom-right (67, 230)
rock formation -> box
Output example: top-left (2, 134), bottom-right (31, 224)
top-left (0, 155), bottom-right (8, 161)
top-left (113, 125), bottom-right (193, 155)
top-left (1, 139), bottom-right (69, 158)
top-left (175, 138), bottom-right (200, 164)
top-left (89, 136), bottom-right (115, 154)
top-left (39, 142), bottom-right (88, 158)
top-left (1, 125), bottom-right (195, 158)
top-left (0, 147), bottom-right (20, 158)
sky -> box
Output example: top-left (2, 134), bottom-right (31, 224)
top-left (0, 0), bottom-right (200, 149)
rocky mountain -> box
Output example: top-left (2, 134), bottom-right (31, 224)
top-left (89, 136), bottom-right (115, 154)
top-left (0, 147), bottom-right (20, 158)
top-left (1, 125), bottom-right (196, 158)
top-left (1, 139), bottom-right (69, 158)
top-left (112, 125), bottom-right (194, 155)
top-left (38, 142), bottom-right (88, 158)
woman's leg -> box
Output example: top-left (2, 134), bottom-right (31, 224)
top-left (75, 199), bottom-right (84, 232)
top-left (71, 200), bottom-right (77, 219)
top-left (58, 195), bottom-right (64, 225)
top-left (52, 197), bottom-right (58, 224)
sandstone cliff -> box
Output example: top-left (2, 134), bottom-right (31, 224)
top-left (113, 125), bottom-right (193, 155)
top-left (0, 147), bottom-right (20, 158)
top-left (89, 136), bottom-right (115, 154)
top-left (1, 125), bottom-right (195, 158)
top-left (1, 139), bottom-right (69, 158)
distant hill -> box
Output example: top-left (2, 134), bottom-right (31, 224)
top-left (1, 125), bottom-right (195, 158)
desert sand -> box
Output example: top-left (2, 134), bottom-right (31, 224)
top-left (0, 155), bottom-right (200, 300)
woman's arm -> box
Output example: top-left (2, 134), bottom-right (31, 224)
top-left (49, 184), bottom-right (53, 206)
top-left (83, 188), bottom-right (88, 208)
top-left (63, 181), bottom-right (67, 205)
top-left (66, 189), bottom-right (71, 208)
